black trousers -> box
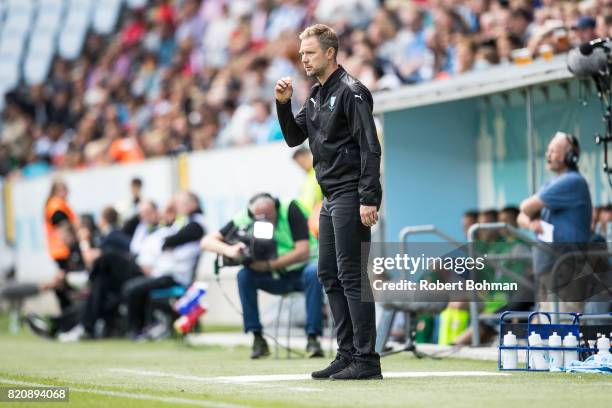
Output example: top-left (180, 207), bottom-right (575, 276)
top-left (122, 275), bottom-right (178, 333)
top-left (54, 259), bottom-right (75, 312)
top-left (82, 252), bottom-right (143, 334)
top-left (318, 192), bottom-right (379, 365)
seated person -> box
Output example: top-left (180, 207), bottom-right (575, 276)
top-left (452, 207), bottom-right (533, 345)
top-left (122, 200), bottom-right (160, 256)
top-left (54, 193), bottom-right (204, 341)
top-left (28, 207), bottom-right (132, 339)
top-left (201, 193), bottom-right (324, 359)
top-left (123, 191), bottom-right (205, 338)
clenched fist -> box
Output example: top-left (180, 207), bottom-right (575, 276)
top-left (275, 77), bottom-right (293, 104)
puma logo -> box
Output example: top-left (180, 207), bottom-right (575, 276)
top-left (354, 94), bottom-right (363, 101)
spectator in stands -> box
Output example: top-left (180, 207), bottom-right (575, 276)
top-left (246, 98), bottom-right (282, 144)
top-left (108, 125), bottom-right (145, 164)
top-left (3, 0), bottom-right (610, 177)
top-left (573, 16), bottom-right (598, 44)
top-left (62, 143), bottom-right (86, 171)
top-left (499, 206), bottom-right (520, 230)
top-left (438, 208), bottom-right (479, 345)
top-left (509, 8), bottom-right (533, 46)
top-left (443, 208), bottom-right (499, 345)
top-left (201, 193), bottom-right (324, 359)
top-left (454, 36), bottom-right (478, 74)
top-left (462, 209), bottom-right (479, 238)
top-left (393, 6), bottom-right (432, 83)
top-left (599, 14), bottom-right (612, 38)
top-left (1, 101), bottom-right (31, 168)
top-left (473, 39), bottom-right (500, 71)
top-left (477, 209), bottom-right (500, 242)
top-left (518, 131), bottom-right (592, 313)
top-left (454, 204), bottom-right (534, 345)
top-left (594, 204), bottom-right (612, 239)
top-left (592, 205), bottom-right (601, 233)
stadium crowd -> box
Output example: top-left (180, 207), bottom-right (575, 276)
top-left (1, 0), bottom-right (612, 177)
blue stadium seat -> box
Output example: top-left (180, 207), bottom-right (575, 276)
top-left (126, 0), bottom-right (148, 10)
top-left (59, 0), bottom-right (92, 60)
top-left (92, 0), bottom-right (122, 35)
top-left (0, 60), bottom-right (20, 92)
top-left (35, 0), bottom-right (65, 34)
top-left (150, 285), bottom-right (187, 300)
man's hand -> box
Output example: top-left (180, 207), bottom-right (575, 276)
top-left (275, 77), bottom-right (293, 104)
top-left (40, 270), bottom-right (66, 291)
top-left (529, 219), bottom-right (543, 234)
top-left (224, 242), bottom-right (246, 259)
top-left (360, 205), bottom-right (378, 227)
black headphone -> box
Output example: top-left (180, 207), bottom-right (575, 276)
top-left (247, 192), bottom-right (280, 219)
top-left (563, 132), bottom-right (580, 169)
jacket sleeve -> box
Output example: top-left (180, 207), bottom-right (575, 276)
top-left (343, 84), bottom-right (382, 208)
top-left (122, 214), bottom-right (140, 238)
top-left (276, 99), bottom-right (308, 147)
top-left (162, 222), bottom-right (205, 250)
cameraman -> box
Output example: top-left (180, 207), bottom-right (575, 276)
top-left (201, 193), bottom-right (324, 359)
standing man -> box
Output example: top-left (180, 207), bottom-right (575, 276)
top-left (518, 131), bottom-right (592, 312)
top-left (275, 24), bottom-right (383, 380)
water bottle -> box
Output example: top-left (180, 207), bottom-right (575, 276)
top-left (528, 331), bottom-right (549, 370)
top-left (588, 339), bottom-right (596, 353)
top-left (562, 333), bottom-right (579, 366)
top-left (548, 332), bottom-right (563, 371)
top-left (174, 299), bottom-right (207, 334)
top-left (597, 335), bottom-right (610, 355)
top-left (174, 282), bottom-right (208, 315)
top-left (502, 331), bottom-right (518, 369)
top-left (578, 332), bottom-right (588, 360)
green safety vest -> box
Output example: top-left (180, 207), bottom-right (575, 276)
top-left (232, 199), bottom-right (318, 273)
top-left (296, 168), bottom-right (323, 216)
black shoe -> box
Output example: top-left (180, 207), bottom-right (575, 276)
top-left (306, 337), bottom-right (324, 358)
top-left (311, 355), bottom-right (352, 379)
top-left (250, 334), bottom-right (270, 359)
top-left (24, 314), bottom-right (54, 339)
top-left (330, 361), bottom-right (383, 380)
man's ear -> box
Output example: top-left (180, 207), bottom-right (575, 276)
top-left (327, 47), bottom-right (335, 61)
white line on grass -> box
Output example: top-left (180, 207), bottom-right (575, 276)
top-left (110, 368), bottom-right (508, 385)
top-left (109, 368), bottom-right (322, 392)
top-left (0, 378), bottom-right (246, 408)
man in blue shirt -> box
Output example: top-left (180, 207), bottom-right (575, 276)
top-left (518, 131), bottom-right (592, 311)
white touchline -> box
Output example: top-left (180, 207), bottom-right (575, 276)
top-left (0, 378), bottom-right (247, 408)
top-left (109, 368), bottom-right (508, 384)
top-left (108, 369), bottom-right (322, 392)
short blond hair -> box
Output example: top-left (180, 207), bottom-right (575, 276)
top-left (299, 24), bottom-right (339, 60)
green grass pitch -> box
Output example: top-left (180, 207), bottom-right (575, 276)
top-left (0, 326), bottom-right (610, 408)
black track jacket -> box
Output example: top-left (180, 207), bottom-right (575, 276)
top-left (276, 66), bottom-right (382, 208)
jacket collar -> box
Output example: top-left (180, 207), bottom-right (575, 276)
top-left (320, 65), bottom-right (345, 89)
